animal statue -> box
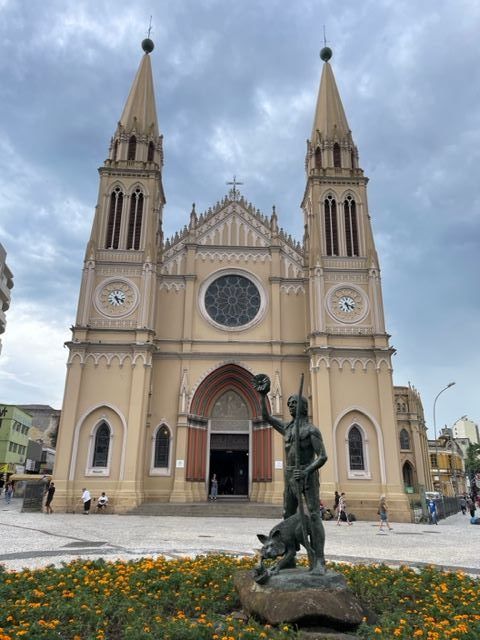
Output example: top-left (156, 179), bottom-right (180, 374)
top-left (254, 513), bottom-right (311, 584)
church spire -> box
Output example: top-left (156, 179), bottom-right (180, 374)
top-left (306, 47), bottom-right (359, 174)
top-left (108, 38), bottom-right (162, 167)
top-left (119, 38), bottom-right (159, 137)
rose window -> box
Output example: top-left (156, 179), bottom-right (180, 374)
top-left (204, 274), bottom-right (261, 328)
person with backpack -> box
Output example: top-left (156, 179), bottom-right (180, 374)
top-left (336, 492), bottom-right (352, 526)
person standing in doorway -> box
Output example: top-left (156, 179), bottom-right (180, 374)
top-left (45, 482), bottom-right (55, 514)
top-left (210, 473), bottom-right (218, 501)
top-left (378, 495), bottom-right (393, 532)
top-left (428, 498), bottom-right (438, 525)
top-left (81, 488), bottom-right (91, 514)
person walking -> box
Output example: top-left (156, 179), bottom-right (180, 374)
top-left (333, 490), bottom-right (340, 517)
top-left (4, 482), bottom-right (13, 504)
top-left (210, 473), bottom-right (218, 501)
top-left (45, 481), bottom-right (55, 514)
top-left (378, 495), bottom-right (393, 532)
top-left (428, 498), bottom-right (438, 525)
top-left (459, 496), bottom-right (467, 515)
top-left (466, 495), bottom-right (475, 518)
top-left (336, 492), bottom-right (352, 526)
top-left (81, 488), bottom-right (92, 514)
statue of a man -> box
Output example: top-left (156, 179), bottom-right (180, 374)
top-left (254, 374), bottom-right (327, 574)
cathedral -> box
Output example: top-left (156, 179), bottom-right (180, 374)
top-left (53, 39), bottom-right (430, 520)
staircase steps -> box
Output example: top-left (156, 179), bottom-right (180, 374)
top-left (126, 499), bottom-right (282, 519)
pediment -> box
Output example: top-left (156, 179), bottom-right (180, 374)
top-left (162, 193), bottom-right (304, 276)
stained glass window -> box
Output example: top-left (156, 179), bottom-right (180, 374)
top-left (348, 425), bottom-right (364, 470)
top-left (154, 426), bottom-right (170, 468)
top-left (93, 422), bottom-right (110, 467)
top-left (204, 274), bottom-right (261, 327)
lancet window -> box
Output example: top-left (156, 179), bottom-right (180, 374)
top-left (348, 425), bottom-right (365, 471)
top-left (92, 422), bottom-right (110, 468)
top-left (147, 141), bottom-right (155, 162)
top-left (127, 188), bottom-right (144, 250)
top-left (314, 146), bottom-right (322, 170)
top-left (112, 139), bottom-right (119, 162)
top-left (400, 429), bottom-right (411, 450)
top-left (324, 195), bottom-right (339, 256)
top-left (333, 142), bottom-right (341, 168)
top-left (154, 425), bottom-right (170, 469)
top-left (105, 187), bottom-right (124, 249)
top-left (127, 135), bottom-right (137, 161)
top-left (344, 196), bottom-right (359, 256)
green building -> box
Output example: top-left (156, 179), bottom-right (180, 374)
top-left (0, 404), bottom-right (32, 475)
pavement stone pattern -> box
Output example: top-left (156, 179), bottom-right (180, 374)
top-left (0, 499), bottom-right (478, 574)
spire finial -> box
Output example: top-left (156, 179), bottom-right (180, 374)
top-left (320, 26), bottom-right (332, 62)
top-left (142, 17), bottom-right (154, 54)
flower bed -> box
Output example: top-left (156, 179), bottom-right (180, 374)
top-left (0, 556), bottom-right (478, 639)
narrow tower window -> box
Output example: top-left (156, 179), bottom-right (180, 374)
top-left (324, 195), bottom-right (338, 256)
top-left (92, 422), bottom-right (110, 468)
top-left (112, 139), bottom-right (119, 162)
top-left (348, 425), bottom-right (365, 471)
top-left (314, 146), bottom-right (322, 170)
top-left (154, 425), bottom-right (170, 468)
top-left (105, 187), bottom-right (123, 249)
top-left (127, 188), bottom-right (144, 250)
top-left (350, 149), bottom-right (355, 169)
top-left (127, 135), bottom-right (137, 161)
top-left (147, 141), bottom-right (155, 162)
top-left (333, 142), bottom-right (341, 168)
top-left (400, 429), bottom-right (410, 450)
top-left (344, 196), bottom-right (359, 256)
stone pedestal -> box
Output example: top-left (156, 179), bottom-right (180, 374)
top-left (234, 569), bottom-right (364, 631)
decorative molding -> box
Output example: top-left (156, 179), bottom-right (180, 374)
top-left (280, 283), bottom-right (305, 295)
top-left (96, 250), bottom-right (144, 263)
top-left (196, 250), bottom-right (272, 264)
top-left (88, 318), bottom-right (137, 329)
top-left (96, 266), bottom-right (143, 277)
top-left (324, 258), bottom-right (367, 269)
top-left (326, 326), bottom-right (373, 335)
top-left (159, 280), bottom-right (186, 292)
top-left (67, 351), bottom-right (152, 367)
top-left (310, 355), bottom-right (391, 372)
top-left (325, 273), bottom-right (368, 283)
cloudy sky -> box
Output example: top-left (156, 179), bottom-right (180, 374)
top-left (0, 0), bottom-right (478, 435)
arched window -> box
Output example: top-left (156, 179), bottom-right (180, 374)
top-left (324, 195), bottom-right (338, 256)
top-left (147, 141), bottom-right (155, 162)
top-left (154, 425), bottom-right (170, 468)
top-left (348, 425), bottom-right (365, 470)
top-left (127, 135), bottom-right (137, 161)
top-left (112, 139), bottom-right (119, 161)
top-left (314, 146), bottom-right (322, 170)
top-left (344, 196), bottom-right (359, 256)
top-left (92, 422), bottom-right (110, 467)
top-left (105, 187), bottom-right (123, 249)
top-left (400, 429), bottom-right (410, 450)
top-left (333, 142), bottom-right (341, 168)
top-left (403, 461), bottom-right (414, 487)
top-left (127, 188), bottom-right (144, 250)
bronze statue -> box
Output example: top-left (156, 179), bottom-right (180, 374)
top-left (253, 373), bottom-right (327, 576)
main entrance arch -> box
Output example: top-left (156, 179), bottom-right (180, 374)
top-left (187, 364), bottom-right (272, 499)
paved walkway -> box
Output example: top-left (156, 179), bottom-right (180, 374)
top-left (0, 498), bottom-right (478, 573)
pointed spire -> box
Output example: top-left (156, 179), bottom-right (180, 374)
top-left (119, 41), bottom-right (159, 137)
top-left (311, 48), bottom-right (350, 143)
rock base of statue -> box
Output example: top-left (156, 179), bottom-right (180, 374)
top-left (234, 568), bottom-right (364, 631)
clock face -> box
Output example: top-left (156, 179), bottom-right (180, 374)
top-left (327, 286), bottom-right (368, 324)
top-left (95, 280), bottom-right (138, 317)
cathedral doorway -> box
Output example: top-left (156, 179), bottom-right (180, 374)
top-left (208, 390), bottom-right (250, 497)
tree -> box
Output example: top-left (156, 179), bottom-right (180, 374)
top-left (465, 443), bottom-right (480, 498)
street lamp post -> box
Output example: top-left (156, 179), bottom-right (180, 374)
top-left (433, 382), bottom-right (456, 493)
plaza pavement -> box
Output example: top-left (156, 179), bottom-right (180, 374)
top-left (0, 498), bottom-right (478, 574)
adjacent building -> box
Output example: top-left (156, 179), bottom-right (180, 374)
top-left (0, 243), bottom-right (14, 355)
top-left (429, 428), bottom-right (466, 497)
top-left (0, 405), bottom-right (32, 476)
top-left (54, 40), bottom-right (428, 520)
top-left (452, 416), bottom-right (479, 445)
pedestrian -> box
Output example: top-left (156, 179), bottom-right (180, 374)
top-left (378, 495), bottom-right (393, 532)
top-left (336, 492), bottom-right (352, 525)
top-left (333, 490), bottom-right (340, 516)
top-left (81, 487), bottom-right (92, 514)
top-left (466, 495), bottom-right (475, 518)
top-left (210, 473), bottom-right (218, 501)
top-left (428, 498), bottom-right (438, 525)
top-left (459, 496), bottom-right (467, 515)
top-left (45, 481), bottom-right (55, 514)
top-left (96, 492), bottom-right (109, 511)
top-left (4, 482), bottom-right (13, 504)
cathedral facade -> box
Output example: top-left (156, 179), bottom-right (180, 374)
top-left (53, 41), bottom-right (418, 520)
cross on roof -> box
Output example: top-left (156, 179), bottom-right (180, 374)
top-left (226, 175), bottom-right (243, 201)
